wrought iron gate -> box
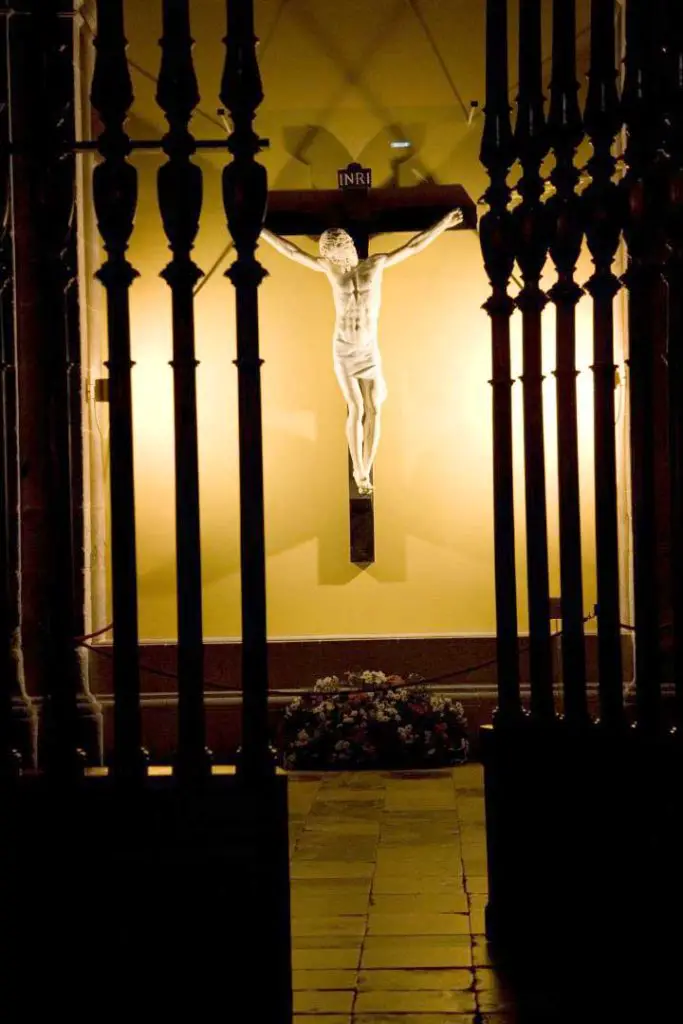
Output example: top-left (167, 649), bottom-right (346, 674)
top-left (0, 1), bottom-right (291, 1017)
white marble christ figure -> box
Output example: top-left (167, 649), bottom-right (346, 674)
top-left (260, 208), bottom-right (463, 495)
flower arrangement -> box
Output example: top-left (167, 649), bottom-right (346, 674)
top-left (280, 670), bottom-right (469, 770)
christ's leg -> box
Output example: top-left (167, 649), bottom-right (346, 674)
top-left (360, 375), bottom-right (387, 486)
top-left (338, 377), bottom-right (367, 492)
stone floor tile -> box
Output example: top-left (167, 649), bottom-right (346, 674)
top-left (384, 797), bottom-right (458, 813)
top-left (361, 937), bottom-right (472, 970)
top-left (292, 916), bottom-right (367, 938)
top-left (461, 860), bottom-right (488, 877)
top-left (291, 860), bottom-right (375, 880)
top-left (293, 969), bottom-right (358, 991)
top-left (294, 840), bottom-right (379, 862)
top-left (367, 912), bottom-right (471, 936)
top-left (353, 1015), bottom-right (477, 1024)
top-left (464, 875), bottom-right (488, 894)
top-left (332, 771), bottom-right (387, 789)
top-left (316, 789), bottom-right (386, 804)
top-left (460, 840), bottom-right (487, 854)
top-left (292, 878), bottom-right (372, 898)
top-left (292, 935), bottom-right (364, 950)
top-left (457, 799), bottom-right (486, 822)
top-left (469, 913), bottom-right (486, 935)
top-left (358, 969), bottom-right (474, 991)
top-left (292, 894), bottom-right (371, 917)
top-left (354, 988), bottom-right (477, 1013)
top-left (471, 937), bottom-right (494, 967)
top-left (311, 803), bottom-right (384, 821)
top-left (370, 894), bottom-right (470, 915)
top-left (293, 1017), bottom-right (350, 1024)
top-left (305, 821), bottom-right (381, 836)
top-left (372, 875), bottom-right (465, 896)
top-left (451, 763), bottom-right (484, 785)
top-left (378, 831), bottom-right (460, 847)
top-left (375, 855), bottom-right (460, 876)
top-left (292, 947), bottom-right (361, 971)
top-left (294, 990), bottom-right (355, 1014)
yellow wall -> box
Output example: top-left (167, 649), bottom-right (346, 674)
top-left (78, 0), bottom-right (629, 641)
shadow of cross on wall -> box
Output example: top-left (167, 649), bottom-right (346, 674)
top-left (264, 179), bottom-right (477, 567)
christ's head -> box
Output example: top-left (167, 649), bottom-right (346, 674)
top-left (319, 228), bottom-right (359, 268)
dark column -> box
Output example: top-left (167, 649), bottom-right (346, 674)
top-left (157, 0), bottom-right (211, 782)
top-left (621, 0), bottom-right (666, 732)
top-left (220, 0), bottom-right (274, 780)
top-left (663, 0), bottom-right (683, 731)
top-left (479, 0), bottom-right (521, 722)
top-left (547, 0), bottom-right (588, 724)
top-left (0, 6), bottom-right (32, 776)
top-left (583, 0), bottom-right (624, 728)
top-left (9, 1), bottom-right (95, 776)
top-left (91, 0), bottom-right (146, 779)
top-left (514, 0), bottom-right (554, 720)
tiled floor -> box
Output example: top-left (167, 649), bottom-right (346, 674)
top-left (288, 763), bottom-right (499, 1023)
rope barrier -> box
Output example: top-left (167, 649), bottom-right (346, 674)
top-left (74, 609), bottom-right (667, 701)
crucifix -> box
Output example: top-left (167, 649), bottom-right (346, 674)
top-left (261, 164), bottom-right (476, 564)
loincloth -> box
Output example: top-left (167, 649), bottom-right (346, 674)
top-left (334, 340), bottom-right (382, 382)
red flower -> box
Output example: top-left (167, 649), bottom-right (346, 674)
top-left (408, 703), bottom-right (427, 716)
top-left (434, 722), bottom-right (448, 734)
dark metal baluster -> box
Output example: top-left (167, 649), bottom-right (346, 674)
top-left (157, 0), bottom-right (210, 782)
top-left (91, 0), bottom-right (146, 779)
top-left (220, 0), bottom-right (273, 780)
top-left (547, 0), bottom-right (588, 724)
top-left (583, 0), bottom-right (624, 728)
top-left (621, 0), bottom-right (665, 733)
top-left (0, 8), bottom-right (21, 777)
top-left (514, 0), bottom-right (554, 720)
top-left (663, 0), bottom-right (683, 731)
top-left (480, 0), bottom-right (521, 723)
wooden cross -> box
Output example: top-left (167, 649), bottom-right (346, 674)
top-left (264, 171), bottom-right (477, 565)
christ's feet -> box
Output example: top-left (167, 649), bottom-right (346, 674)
top-left (354, 475), bottom-right (373, 496)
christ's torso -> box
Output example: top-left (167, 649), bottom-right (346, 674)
top-left (324, 256), bottom-right (384, 351)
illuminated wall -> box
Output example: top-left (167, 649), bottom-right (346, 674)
top-left (77, 0), bottom-right (630, 641)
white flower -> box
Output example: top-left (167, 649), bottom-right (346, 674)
top-left (313, 675), bottom-right (340, 694)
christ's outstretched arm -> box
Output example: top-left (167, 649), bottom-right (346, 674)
top-left (260, 227), bottom-right (325, 271)
top-left (381, 208), bottom-right (463, 267)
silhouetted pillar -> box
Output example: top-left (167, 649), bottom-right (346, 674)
top-left (583, 0), bottom-right (625, 728)
top-left (91, 0), bottom-right (147, 779)
top-left (547, 0), bottom-right (588, 724)
top-left (220, 0), bottom-right (274, 780)
top-left (662, 0), bottom-right (683, 731)
top-left (157, 0), bottom-right (211, 782)
top-left (621, 0), bottom-right (665, 732)
top-left (480, 0), bottom-right (521, 722)
top-left (0, 6), bottom-right (32, 776)
top-left (514, 0), bottom-right (554, 720)
top-left (9, 1), bottom-right (97, 776)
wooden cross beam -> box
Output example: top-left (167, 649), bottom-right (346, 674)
top-left (264, 181), bottom-right (477, 565)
